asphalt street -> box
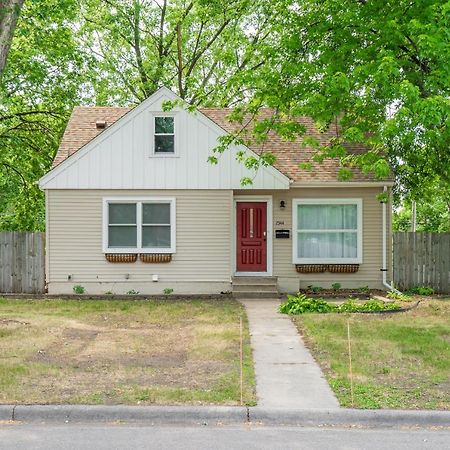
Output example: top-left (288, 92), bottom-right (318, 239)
top-left (0, 424), bottom-right (449, 450)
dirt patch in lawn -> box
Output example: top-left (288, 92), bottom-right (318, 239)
top-left (0, 298), bottom-right (255, 406)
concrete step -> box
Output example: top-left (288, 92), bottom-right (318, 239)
top-left (232, 276), bottom-right (278, 286)
top-left (233, 291), bottom-right (280, 299)
top-left (233, 284), bottom-right (278, 293)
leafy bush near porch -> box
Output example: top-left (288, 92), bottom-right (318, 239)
top-left (279, 294), bottom-right (401, 315)
top-left (279, 295), bottom-right (337, 314)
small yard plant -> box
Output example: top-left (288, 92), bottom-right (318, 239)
top-left (279, 295), bottom-right (336, 314)
top-left (386, 290), bottom-right (412, 302)
top-left (279, 294), bottom-right (401, 315)
top-left (307, 285), bottom-right (323, 294)
top-left (72, 285), bottom-right (85, 295)
top-left (126, 289), bottom-right (140, 295)
top-left (406, 286), bottom-right (435, 296)
top-left (331, 283), bottom-right (342, 290)
top-left (163, 288), bottom-right (174, 296)
top-left (357, 286), bottom-right (370, 294)
top-left (338, 299), bottom-right (401, 313)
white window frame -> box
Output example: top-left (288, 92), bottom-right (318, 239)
top-left (151, 113), bottom-right (178, 157)
top-left (103, 197), bottom-right (176, 253)
top-left (292, 198), bottom-right (363, 264)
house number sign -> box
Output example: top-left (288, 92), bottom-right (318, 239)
top-left (275, 229), bottom-right (290, 239)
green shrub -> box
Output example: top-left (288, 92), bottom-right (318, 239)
top-left (73, 285), bottom-right (85, 295)
top-left (307, 285), bottom-right (323, 294)
top-left (279, 294), bottom-right (401, 315)
top-left (407, 286), bottom-right (435, 296)
top-left (386, 291), bottom-right (412, 301)
top-left (339, 298), bottom-right (401, 313)
top-left (331, 282), bottom-right (342, 290)
top-left (357, 286), bottom-right (370, 294)
top-left (279, 294), bottom-right (337, 314)
top-left (126, 289), bottom-right (140, 295)
top-left (163, 288), bottom-right (174, 296)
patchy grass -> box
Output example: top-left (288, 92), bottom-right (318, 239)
top-left (0, 298), bottom-right (255, 406)
top-left (293, 299), bottom-right (450, 410)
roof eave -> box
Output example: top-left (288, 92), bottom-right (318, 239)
top-left (290, 180), bottom-right (395, 188)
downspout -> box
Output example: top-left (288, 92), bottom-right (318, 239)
top-left (381, 186), bottom-right (401, 293)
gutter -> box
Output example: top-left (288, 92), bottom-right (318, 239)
top-left (290, 181), bottom-right (395, 188)
top-left (381, 186), bottom-right (401, 293)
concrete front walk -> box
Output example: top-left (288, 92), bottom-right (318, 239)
top-left (242, 299), bottom-right (340, 409)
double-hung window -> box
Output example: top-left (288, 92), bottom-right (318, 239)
top-left (154, 116), bottom-right (175, 154)
top-left (103, 198), bottom-right (176, 253)
top-left (292, 199), bottom-right (362, 264)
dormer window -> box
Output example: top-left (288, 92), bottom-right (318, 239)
top-left (154, 116), bottom-right (175, 154)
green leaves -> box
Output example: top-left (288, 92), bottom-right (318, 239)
top-left (279, 294), bottom-right (402, 315)
top-left (236, 0), bottom-right (450, 196)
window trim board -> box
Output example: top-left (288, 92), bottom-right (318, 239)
top-left (102, 197), bottom-right (176, 254)
top-left (150, 112), bottom-right (178, 157)
top-left (292, 198), bottom-right (363, 264)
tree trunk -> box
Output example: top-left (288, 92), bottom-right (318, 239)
top-left (0, 0), bottom-right (25, 75)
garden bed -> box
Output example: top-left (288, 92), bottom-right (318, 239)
top-left (297, 288), bottom-right (387, 300)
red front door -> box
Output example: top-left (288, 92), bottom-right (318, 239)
top-left (236, 202), bottom-right (267, 272)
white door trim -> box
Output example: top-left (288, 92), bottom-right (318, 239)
top-left (233, 195), bottom-right (273, 276)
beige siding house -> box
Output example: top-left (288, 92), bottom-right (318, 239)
top-left (40, 87), bottom-right (394, 295)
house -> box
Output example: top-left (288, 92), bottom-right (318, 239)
top-left (39, 87), bottom-right (394, 296)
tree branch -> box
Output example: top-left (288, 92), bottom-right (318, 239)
top-left (176, 22), bottom-right (184, 98)
top-left (0, 0), bottom-right (25, 75)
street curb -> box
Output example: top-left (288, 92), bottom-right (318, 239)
top-left (1, 405), bottom-right (449, 428)
top-left (249, 408), bottom-right (450, 428)
top-left (10, 405), bottom-right (248, 425)
top-left (0, 405), bottom-right (14, 421)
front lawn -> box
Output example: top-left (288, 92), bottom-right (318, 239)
top-left (293, 299), bottom-right (450, 409)
top-left (0, 298), bottom-right (255, 406)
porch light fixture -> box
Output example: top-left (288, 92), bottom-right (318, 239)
top-left (279, 200), bottom-right (286, 209)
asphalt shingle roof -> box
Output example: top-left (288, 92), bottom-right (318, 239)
top-left (53, 105), bottom-right (383, 182)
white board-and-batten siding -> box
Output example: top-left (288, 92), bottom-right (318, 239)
top-left (46, 190), bottom-right (233, 295)
top-left (39, 88), bottom-right (290, 191)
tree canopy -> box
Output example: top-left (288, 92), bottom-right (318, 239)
top-left (1, 0), bottom-right (449, 230)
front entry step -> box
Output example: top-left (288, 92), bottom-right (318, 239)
top-left (232, 276), bottom-right (279, 299)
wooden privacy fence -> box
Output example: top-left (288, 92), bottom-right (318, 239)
top-left (393, 232), bottom-right (450, 294)
top-left (0, 232), bottom-right (45, 294)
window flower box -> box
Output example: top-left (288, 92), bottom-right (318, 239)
top-left (140, 253), bottom-right (172, 263)
top-left (105, 253), bottom-right (138, 263)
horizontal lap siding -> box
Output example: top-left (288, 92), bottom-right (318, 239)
top-left (235, 187), bottom-right (390, 289)
top-left (274, 188), bottom-right (387, 285)
top-left (47, 190), bottom-right (232, 283)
